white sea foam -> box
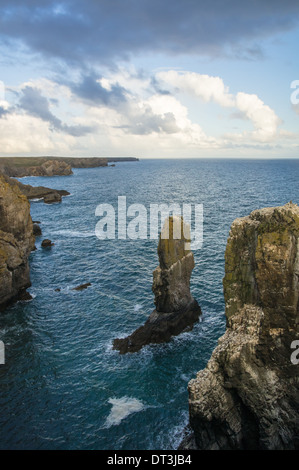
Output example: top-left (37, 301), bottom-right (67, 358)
top-left (180, 373), bottom-right (190, 382)
top-left (18, 293), bottom-right (36, 302)
top-left (105, 397), bottom-right (145, 427)
top-left (51, 229), bottom-right (95, 238)
top-left (167, 410), bottom-right (189, 450)
top-left (134, 304), bottom-right (143, 312)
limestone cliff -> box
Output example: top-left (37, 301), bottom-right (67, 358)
top-left (113, 216), bottom-right (201, 354)
top-left (187, 203), bottom-right (299, 450)
top-left (0, 174), bottom-right (35, 310)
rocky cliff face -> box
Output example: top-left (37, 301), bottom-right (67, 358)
top-left (0, 159), bottom-right (73, 177)
top-left (17, 159), bottom-right (72, 177)
top-left (0, 174), bottom-right (35, 310)
top-left (0, 157), bottom-right (110, 177)
top-left (113, 216), bottom-right (201, 354)
top-left (187, 203), bottom-right (299, 450)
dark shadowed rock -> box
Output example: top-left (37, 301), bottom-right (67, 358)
top-left (186, 203), bottom-right (299, 450)
top-left (18, 290), bottom-right (33, 302)
top-left (113, 216), bottom-right (201, 354)
top-left (33, 224), bottom-right (42, 236)
top-left (73, 282), bottom-right (91, 291)
top-left (41, 239), bottom-right (54, 248)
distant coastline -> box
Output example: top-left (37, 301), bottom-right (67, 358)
top-left (0, 156), bottom-right (139, 178)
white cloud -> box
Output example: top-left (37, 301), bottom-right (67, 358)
top-left (157, 70), bottom-right (235, 107)
top-left (235, 92), bottom-right (281, 142)
top-left (156, 70), bottom-right (282, 143)
top-left (0, 112), bottom-right (75, 154)
top-left (0, 69), bottom-right (296, 157)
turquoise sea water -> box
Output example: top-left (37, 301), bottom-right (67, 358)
top-left (0, 158), bottom-right (298, 450)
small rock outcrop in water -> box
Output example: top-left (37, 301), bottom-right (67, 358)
top-left (186, 203), bottom-right (299, 450)
top-left (73, 282), bottom-right (91, 291)
top-left (113, 216), bottom-right (201, 354)
top-left (0, 174), bottom-right (35, 310)
top-left (41, 239), bottom-right (54, 248)
top-left (33, 223), bottom-right (42, 236)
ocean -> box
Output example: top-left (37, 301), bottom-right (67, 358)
top-left (0, 158), bottom-right (298, 450)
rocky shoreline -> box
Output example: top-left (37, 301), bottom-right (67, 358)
top-left (0, 156), bottom-right (139, 178)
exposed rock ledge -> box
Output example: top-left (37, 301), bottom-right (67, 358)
top-left (113, 216), bottom-right (201, 354)
top-left (1, 173), bottom-right (69, 204)
top-left (184, 203), bottom-right (299, 450)
top-left (0, 174), bottom-right (35, 310)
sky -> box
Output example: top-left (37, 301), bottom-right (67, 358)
top-left (0, 0), bottom-right (299, 158)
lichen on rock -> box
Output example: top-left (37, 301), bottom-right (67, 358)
top-left (186, 202), bottom-right (299, 450)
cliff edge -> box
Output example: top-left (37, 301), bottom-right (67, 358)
top-left (187, 202), bottom-right (299, 450)
top-left (113, 216), bottom-right (201, 353)
top-left (0, 174), bottom-right (35, 310)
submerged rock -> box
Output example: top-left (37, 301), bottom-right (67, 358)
top-left (0, 174), bottom-right (35, 310)
top-left (73, 282), bottom-right (91, 291)
top-left (187, 203), bottom-right (299, 450)
top-left (113, 216), bottom-right (201, 354)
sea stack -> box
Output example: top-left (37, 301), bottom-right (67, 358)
top-left (113, 215), bottom-right (201, 354)
top-left (186, 203), bottom-right (299, 450)
top-left (0, 174), bottom-right (35, 310)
